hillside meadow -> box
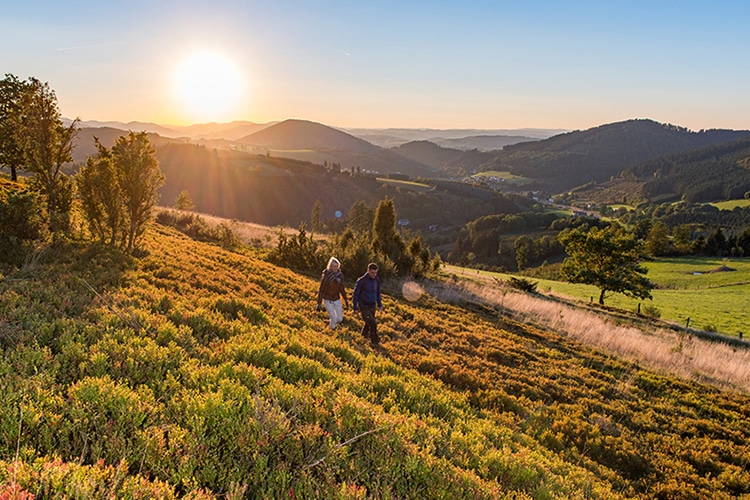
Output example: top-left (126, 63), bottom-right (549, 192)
top-left (0, 225), bottom-right (749, 498)
top-left (447, 257), bottom-right (750, 337)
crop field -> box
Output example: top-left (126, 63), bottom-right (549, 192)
top-left (445, 256), bottom-right (750, 337)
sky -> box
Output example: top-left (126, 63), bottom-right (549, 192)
top-left (2, 0), bottom-right (749, 131)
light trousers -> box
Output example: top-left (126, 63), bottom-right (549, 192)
top-left (323, 299), bottom-right (343, 329)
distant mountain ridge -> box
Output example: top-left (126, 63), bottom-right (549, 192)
top-left (485, 119), bottom-right (750, 191)
top-left (65, 117), bottom-right (750, 201)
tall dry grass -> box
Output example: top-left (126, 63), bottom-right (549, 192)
top-left (425, 277), bottom-right (750, 393)
top-left (159, 208), bottom-right (328, 248)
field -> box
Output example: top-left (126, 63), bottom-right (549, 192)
top-left (710, 199), bottom-right (750, 210)
top-left (468, 170), bottom-right (534, 187)
top-left (445, 256), bottom-right (750, 337)
top-left (375, 178), bottom-right (434, 192)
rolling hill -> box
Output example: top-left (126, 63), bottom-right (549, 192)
top-left (484, 119), bottom-right (750, 193)
top-left (576, 135), bottom-right (750, 204)
top-left (1, 222), bottom-right (749, 497)
top-left (391, 140), bottom-right (497, 177)
top-left (239, 119), bottom-right (382, 153)
top-left (237, 119), bottom-right (438, 177)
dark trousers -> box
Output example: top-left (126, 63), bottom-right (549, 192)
top-left (359, 307), bottom-right (379, 344)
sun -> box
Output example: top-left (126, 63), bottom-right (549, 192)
top-left (173, 50), bottom-right (244, 122)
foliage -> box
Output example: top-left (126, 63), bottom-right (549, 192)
top-left (77, 132), bottom-right (164, 251)
top-left (507, 276), bottom-right (538, 293)
top-left (266, 223), bottom-right (322, 273)
top-left (156, 209), bottom-right (240, 249)
top-left (12, 77), bottom-right (79, 235)
top-left (76, 140), bottom-right (125, 246)
top-left (1, 225), bottom-right (749, 498)
top-left (451, 212), bottom-right (564, 269)
top-left (174, 189), bottom-right (195, 211)
top-left (111, 131), bottom-right (165, 251)
top-left (0, 179), bottom-right (48, 266)
top-left (0, 74), bottom-right (28, 181)
top-left (560, 223), bottom-right (654, 305)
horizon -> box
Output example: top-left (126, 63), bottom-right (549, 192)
top-left (4, 1), bottom-right (750, 131)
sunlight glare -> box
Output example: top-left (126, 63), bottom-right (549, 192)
top-left (173, 50), bottom-right (243, 122)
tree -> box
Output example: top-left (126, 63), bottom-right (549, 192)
top-left (76, 139), bottom-right (124, 246)
top-left (111, 131), bottom-right (164, 251)
top-left (14, 78), bottom-right (79, 235)
top-left (559, 223), bottom-right (653, 305)
top-left (0, 74), bottom-right (29, 181)
top-left (372, 197), bottom-right (405, 260)
top-left (514, 235), bottom-right (534, 270)
top-left (646, 220), bottom-right (671, 256)
top-left (174, 190), bottom-right (194, 211)
top-left (347, 200), bottom-right (374, 234)
top-left (310, 200), bottom-right (322, 233)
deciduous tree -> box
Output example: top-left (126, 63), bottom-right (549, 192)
top-left (111, 131), bottom-right (164, 251)
top-left (14, 78), bottom-right (79, 235)
top-left (76, 139), bottom-right (124, 245)
top-left (559, 223), bottom-right (653, 305)
top-left (0, 74), bottom-right (29, 181)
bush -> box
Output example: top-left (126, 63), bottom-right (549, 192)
top-left (641, 303), bottom-right (661, 318)
top-left (0, 186), bottom-right (48, 266)
top-left (507, 277), bottom-right (538, 293)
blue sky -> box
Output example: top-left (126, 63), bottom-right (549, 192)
top-left (2, 0), bottom-right (749, 131)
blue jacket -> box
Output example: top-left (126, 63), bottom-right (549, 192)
top-left (353, 273), bottom-right (381, 310)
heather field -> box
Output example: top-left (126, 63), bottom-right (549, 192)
top-left (0, 225), bottom-right (749, 498)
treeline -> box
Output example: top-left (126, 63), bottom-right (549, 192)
top-left (449, 212), bottom-right (581, 271)
top-left (0, 74), bottom-right (164, 268)
top-left (449, 200), bottom-right (750, 273)
top-left (267, 197), bottom-right (440, 279)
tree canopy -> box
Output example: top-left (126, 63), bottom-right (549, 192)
top-left (559, 223), bottom-right (653, 305)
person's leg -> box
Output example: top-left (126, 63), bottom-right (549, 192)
top-left (360, 307), bottom-right (378, 343)
top-left (359, 308), bottom-right (371, 338)
top-left (369, 311), bottom-right (379, 345)
top-left (323, 300), bottom-right (337, 329)
top-left (332, 299), bottom-right (343, 327)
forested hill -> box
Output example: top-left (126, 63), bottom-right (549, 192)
top-left (628, 135), bottom-right (750, 203)
top-left (391, 140), bottom-right (497, 177)
top-left (484, 119), bottom-right (750, 192)
top-left (577, 135), bottom-right (750, 204)
top-left (2, 224), bottom-right (749, 497)
top-left (152, 142), bottom-right (523, 229)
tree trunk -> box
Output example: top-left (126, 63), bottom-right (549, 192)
top-left (598, 289), bottom-right (606, 305)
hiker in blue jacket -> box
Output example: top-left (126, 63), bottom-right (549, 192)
top-left (352, 263), bottom-right (383, 345)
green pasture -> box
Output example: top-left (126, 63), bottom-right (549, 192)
top-left (445, 256), bottom-right (750, 337)
top-left (710, 199), bottom-right (750, 210)
top-left (470, 170), bottom-right (534, 186)
top-left (376, 178), bottom-right (433, 192)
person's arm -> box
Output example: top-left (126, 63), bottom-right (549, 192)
top-left (340, 281), bottom-right (349, 309)
top-left (352, 278), bottom-right (361, 311)
top-left (317, 272), bottom-right (326, 306)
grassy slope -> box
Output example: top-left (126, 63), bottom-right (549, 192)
top-left (448, 257), bottom-right (750, 337)
top-left (0, 226), bottom-right (749, 498)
